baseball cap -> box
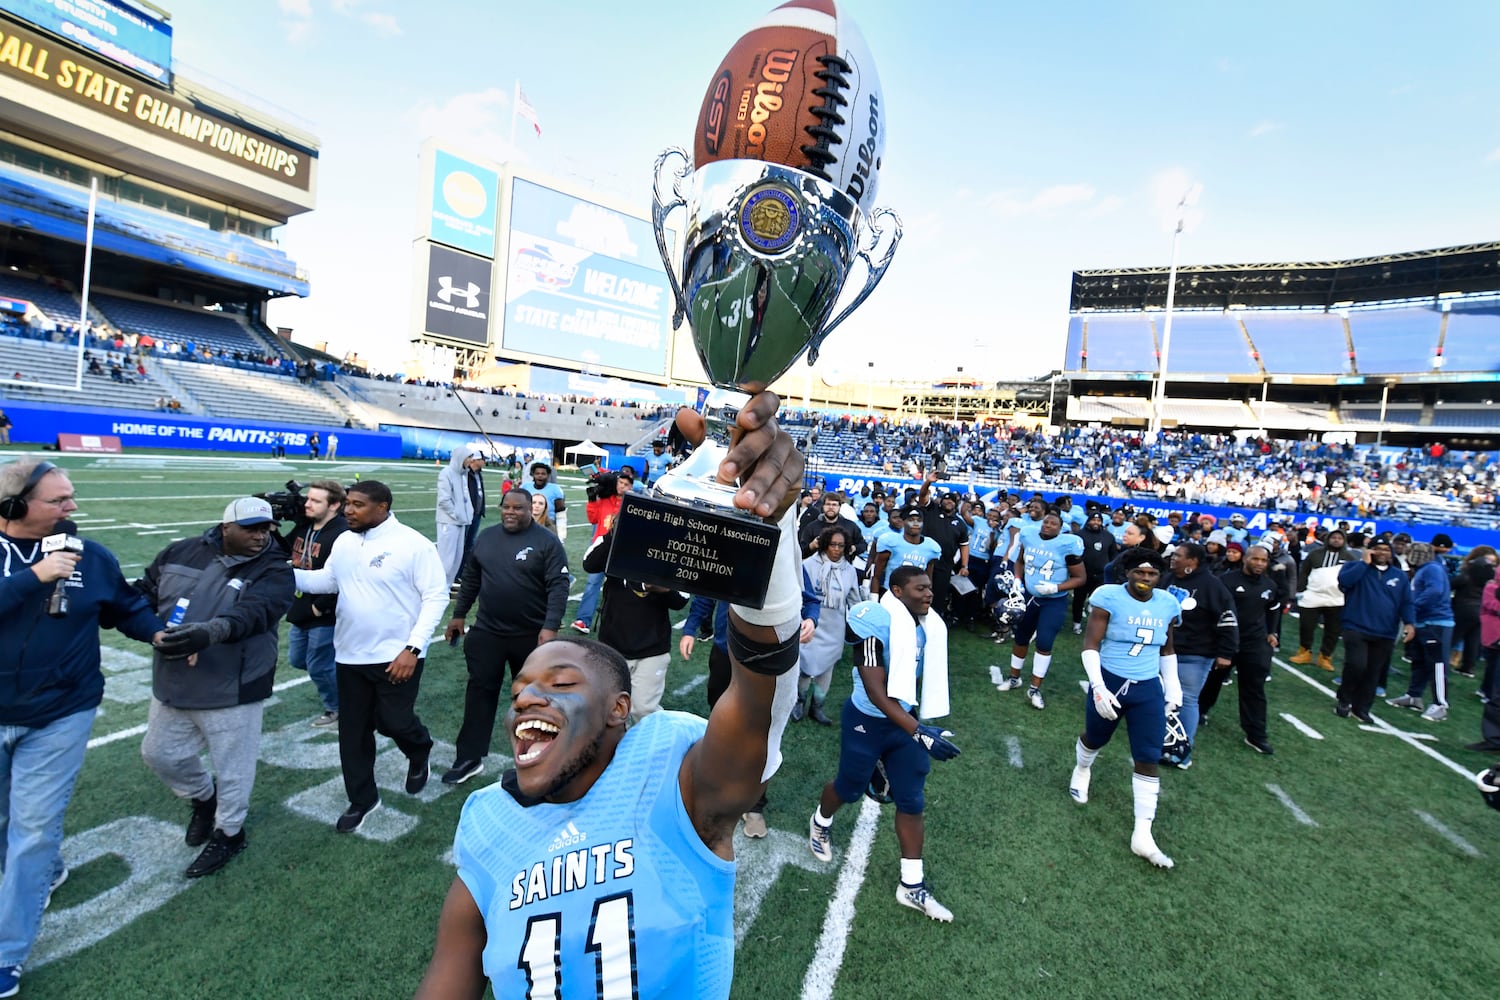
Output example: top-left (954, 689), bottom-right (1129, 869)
top-left (223, 497), bottom-right (274, 526)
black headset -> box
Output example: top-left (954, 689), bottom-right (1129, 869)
top-left (0, 461), bottom-right (58, 521)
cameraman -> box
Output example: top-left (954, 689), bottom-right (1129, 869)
top-left (570, 465), bottom-right (632, 634)
top-left (1, 461), bottom-right (165, 995)
top-left (279, 480), bottom-right (348, 726)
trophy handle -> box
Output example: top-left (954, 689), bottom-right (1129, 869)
top-left (806, 206), bottom-right (903, 365)
top-left (651, 147), bottom-right (693, 330)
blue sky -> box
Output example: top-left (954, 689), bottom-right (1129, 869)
top-left (161, 0), bottom-right (1500, 385)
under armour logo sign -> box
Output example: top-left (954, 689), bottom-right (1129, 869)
top-left (436, 276), bottom-right (481, 307)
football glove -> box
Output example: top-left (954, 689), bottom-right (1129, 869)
top-left (157, 619), bottom-right (230, 658)
top-left (1031, 581), bottom-right (1059, 596)
top-left (912, 724), bottom-right (960, 761)
top-left (1081, 649), bottom-right (1119, 720)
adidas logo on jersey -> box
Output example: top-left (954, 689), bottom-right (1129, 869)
top-left (854, 724), bottom-right (867, 733)
top-left (547, 821), bottom-right (586, 852)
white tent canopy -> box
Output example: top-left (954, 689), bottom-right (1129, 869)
top-left (563, 439), bottom-right (609, 466)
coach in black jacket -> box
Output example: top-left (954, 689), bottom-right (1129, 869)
top-left (1202, 544), bottom-right (1284, 755)
top-left (136, 497), bottom-right (295, 877)
top-left (1159, 541), bottom-right (1239, 767)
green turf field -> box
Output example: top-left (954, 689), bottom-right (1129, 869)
top-left (11, 448), bottom-right (1500, 999)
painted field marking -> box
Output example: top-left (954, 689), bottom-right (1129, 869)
top-left (731, 826), bottom-right (824, 946)
top-left (1414, 810), bottom-right (1482, 858)
top-left (1279, 713), bottom-right (1324, 740)
top-left (1005, 735), bottom-right (1025, 769)
top-left (88, 518), bottom-right (219, 532)
top-left (672, 673), bottom-right (708, 698)
top-left (1273, 656), bottom-right (1477, 783)
top-left (1359, 724), bottom-right (1438, 742)
top-left (801, 796), bottom-right (880, 1000)
top-left (1265, 783), bottom-right (1318, 827)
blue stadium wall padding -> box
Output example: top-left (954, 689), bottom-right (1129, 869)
top-left (0, 399), bottom-right (400, 458)
top-left (815, 471), bottom-right (1498, 552)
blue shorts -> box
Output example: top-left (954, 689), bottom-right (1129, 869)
top-left (1083, 668), bottom-right (1166, 764)
top-left (1013, 594), bottom-right (1069, 650)
top-left (832, 699), bottom-right (931, 814)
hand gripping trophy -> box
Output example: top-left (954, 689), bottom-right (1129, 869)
top-left (607, 0), bottom-right (901, 608)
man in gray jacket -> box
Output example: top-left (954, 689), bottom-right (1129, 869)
top-left (136, 497), bottom-right (295, 878)
top-left (436, 450), bottom-right (485, 587)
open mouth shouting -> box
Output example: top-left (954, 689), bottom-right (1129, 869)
top-left (513, 717), bottom-right (560, 766)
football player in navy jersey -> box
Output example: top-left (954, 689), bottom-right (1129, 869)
top-left (417, 392), bottom-right (805, 1000)
top-left (1069, 549), bottom-right (1183, 869)
top-left (995, 512), bottom-right (1085, 709)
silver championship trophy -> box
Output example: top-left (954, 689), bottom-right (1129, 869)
top-left (606, 3), bottom-right (901, 608)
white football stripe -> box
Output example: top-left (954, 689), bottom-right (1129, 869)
top-left (755, 8), bottom-right (838, 35)
top-left (1278, 712), bottom-right (1324, 740)
top-left (1265, 783), bottom-right (1318, 827)
top-left (1414, 810), bottom-right (1481, 858)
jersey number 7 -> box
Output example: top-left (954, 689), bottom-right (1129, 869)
top-left (518, 891), bottom-right (638, 998)
top-left (1127, 627), bottom-right (1154, 657)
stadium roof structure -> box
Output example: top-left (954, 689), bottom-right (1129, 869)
top-left (1070, 242), bottom-right (1500, 312)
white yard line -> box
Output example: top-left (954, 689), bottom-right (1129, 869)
top-left (1265, 783), bottom-right (1319, 827)
top-left (1413, 810), bottom-right (1482, 858)
top-left (1272, 656), bottom-right (1477, 782)
top-left (672, 673), bottom-right (708, 697)
top-left (801, 797), bottom-right (881, 1000)
top-left (1278, 712), bottom-right (1324, 740)
top-left (1358, 724), bottom-right (1437, 742)
top-left (1004, 735), bottom-right (1025, 769)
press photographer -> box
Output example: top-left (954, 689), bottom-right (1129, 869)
top-left (277, 480), bottom-right (349, 726)
top-left (0, 460), bottom-right (165, 995)
top-left (571, 465), bottom-right (636, 634)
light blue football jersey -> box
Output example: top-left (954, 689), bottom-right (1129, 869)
top-left (1019, 529), bottom-right (1084, 598)
top-left (454, 711), bottom-right (735, 999)
top-left (846, 600), bottom-right (924, 717)
top-left (967, 518), bottom-right (996, 560)
top-left (1091, 584), bottom-right (1182, 681)
top-left (878, 535), bottom-right (943, 589)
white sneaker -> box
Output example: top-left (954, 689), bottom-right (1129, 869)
top-left (311, 711), bottom-right (339, 728)
top-left (995, 675), bottom-right (1025, 692)
top-left (1131, 830), bottom-right (1175, 869)
top-left (1068, 766), bottom-right (1091, 804)
top-left (45, 866), bottom-right (68, 909)
top-left (896, 881), bottom-right (954, 922)
top-left (808, 813), bottom-right (833, 863)
top-left (742, 812), bottom-right (768, 838)
top-left (1027, 687), bottom-right (1046, 710)
top-left (1072, 622), bottom-right (1084, 635)
top-left (1420, 703), bottom-right (1448, 722)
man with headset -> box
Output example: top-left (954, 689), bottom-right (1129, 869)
top-left (0, 460), bottom-right (165, 998)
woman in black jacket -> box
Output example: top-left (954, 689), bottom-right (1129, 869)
top-left (1451, 546), bottom-right (1498, 678)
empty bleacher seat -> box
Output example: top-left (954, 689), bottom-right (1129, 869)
top-left (161, 359), bottom-right (344, 425)
top-left (93, 293), bottom-right (268, 358)
top-left (1437, 307), bottom-right (1500, 372)
top-left (1239, 312), bottom-right (1349, 375)
top-left (0, 272), bottom-right (81, 324)
top-left (1348, 308), bottom-right (1441, 374)
top-left (1154, 313), bottom-right (1259, 375)
top-left (1069, 315), bottom-right (1155, 373)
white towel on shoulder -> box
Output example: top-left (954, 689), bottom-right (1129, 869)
top-left (880, 590), bottom-right (950, 720)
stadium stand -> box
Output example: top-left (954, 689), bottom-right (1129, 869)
top-left (0, 271), bottom-right (82, 325)
top-left (0, 334), bottom-right (182, 412)
top-left (91, 293), bottom-right (276, 359)
top-left (1065, 314), bottom-right (1154, 372)
top-left (1237, 311), bottom-right (1350, 375)
top-left (1437, 305), bottom-right (1500, 372)
top-left (1153, 313), bottom-right (1259, 375)
top-left (159, 359), bottom-right (345, 425)
top-left (1347, 307), bottom-right (1441, 374)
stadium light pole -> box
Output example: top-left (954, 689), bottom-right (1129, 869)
top-left (954, 366), bottom-right (963, 423)
top-left (1149, 185), bottom-right (1201, 438)
top-left (74, 177), bottom-right (99, 392)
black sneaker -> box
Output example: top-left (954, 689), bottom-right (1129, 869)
top-left (1334, 703), bottom-right (1352, 719)
top-left (406, 751), bottom-right (431, 795)
top-left (336, 800), bottom-right (380, 833)
top-left (1244, 737), bottom-right (1275, 755)
top-left (186, 789), bottom-right (217, 847)
top-left (1351, 707), bottom-right (1374, 725)
top-left (441, 759), bottom-right (484, 785)
top-left (185, 829), bottom-right (246, 878)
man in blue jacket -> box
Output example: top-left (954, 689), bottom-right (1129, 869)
top-left (1336, 539), bottom-right (1415, 724)
top-left (0, 461), bottom-right (165, 998)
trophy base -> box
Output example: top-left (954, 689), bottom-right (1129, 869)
top-left (606, 491), bottom-right (779, 609)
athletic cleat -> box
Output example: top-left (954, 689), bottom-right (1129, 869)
top-left (1131, 831), bottom-right (1175, 869)
top-left (1419, 703), bottom-right (1448, 722)
top-left (896, 881), bottom-right (954, 922)
top-left (1334, 703), bottom-right (1352, 719)
top-left (808, 813), bottom-right (833, 863)
top-left (742, 812), bottom-right (768, 838)
top-left (1386, 694), bottom-right (1423, 711)
top-left (1068, 766), bottom-right (1091, 804)
top-left (1244, 737), bottom-right (1275, 755)
top-left (1027, 687), bottom-right (1046, 710)
top-left (335, 800), bottom-right (380, 834)
top-left (995, 674), bottom-right (1025, 692)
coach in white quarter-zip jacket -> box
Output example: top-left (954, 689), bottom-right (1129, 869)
top-left (294, 480), bottom-right (450, 835)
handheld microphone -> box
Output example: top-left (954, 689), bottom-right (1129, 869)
top-left (43, 519), bottom-right (82, 618)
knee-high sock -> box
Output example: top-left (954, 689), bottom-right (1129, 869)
top-left (1132, 772), bottom-right (1160, 827)
top-left (1076, 737), bottom-right (1100, 769)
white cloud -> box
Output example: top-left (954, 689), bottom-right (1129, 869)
top-left (1248, 120), bottom-right (1281, 138)
top-left (277, 0), bottom-right (312, 15)
top-left (1083, 194), bottom-right (1125, 219)
top-left (983, 182), bottom-right (1097, 217)
top-left (411, 88), bottom-right (518, 164)
top-left (1487, 147), bottom-right (1500, 163)
top-left (360, 12), bottom-right (401, 35)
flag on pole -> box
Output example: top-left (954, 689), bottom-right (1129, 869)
top-left (516, 86), bottom-right (542, 138)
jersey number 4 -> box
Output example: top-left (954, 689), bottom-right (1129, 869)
top-left (518, 891), bottom-right (638, 999)
top-left (1127, 627), bottom-right (1154, 657)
